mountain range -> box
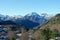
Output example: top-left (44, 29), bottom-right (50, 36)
top-left (0, 12), bottom-right (50, 29)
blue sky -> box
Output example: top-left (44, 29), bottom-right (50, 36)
top-left (0, 0), bottom-right (60, 16)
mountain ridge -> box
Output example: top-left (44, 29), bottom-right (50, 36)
top-left (0, 12), bottom-right (50, 29)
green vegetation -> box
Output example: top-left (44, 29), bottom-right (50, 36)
top-left (9, 37), bottom-right (16, 40)
top-left (56, 18), bottom-right (60, 24)
top-left (11, 38), bottom-right (16, 40)
top-left (8, 37), bottom-right (16, 40)
top-left (50, 17), bottom-right (60, 24)
top-left (40, 27), bottom-right (59, 40)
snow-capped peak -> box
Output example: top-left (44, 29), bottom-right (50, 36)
top-left (24, 12), bottom-right (46, 23)
top-left (26, 12), bottom-right (40, 16)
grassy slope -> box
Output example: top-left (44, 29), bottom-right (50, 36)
top-left (32, 14), bottom-right (60, 40)
top-left (40, 14), bottom-right (60, 31)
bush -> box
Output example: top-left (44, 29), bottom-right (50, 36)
top-left (40, 27), bottom-right (59, 40)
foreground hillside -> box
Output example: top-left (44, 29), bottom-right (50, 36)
top-left (40, 14), bottom-right (60, 31)
top-left (32, 14), bottom-right (60, 40)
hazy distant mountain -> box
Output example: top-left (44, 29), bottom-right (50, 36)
top-left (0, 14), bottom-right (5, 18)
top-left (0, 14), bottom-right (5, 21)
top-left (15, 12), bottom-right (47, 28)
top-left (24, 12), bottom-right (46, 23)
top-left (0, 20), bottom-right (16, 25)
top-left (0, 12), bottom-right (48, 29)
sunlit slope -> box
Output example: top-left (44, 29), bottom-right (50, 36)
top-left (40, 14), bottom-right (60, 31)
